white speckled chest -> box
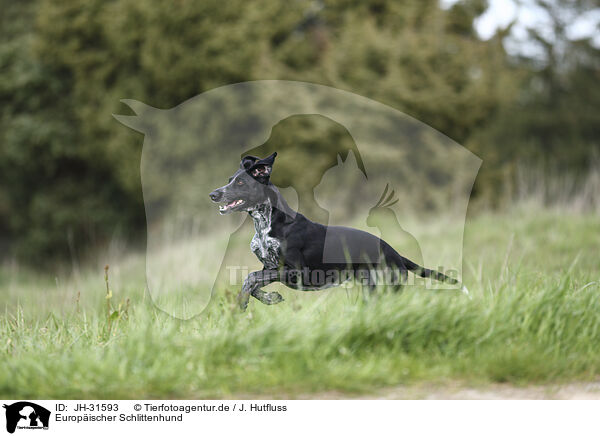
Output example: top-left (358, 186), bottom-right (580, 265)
top-left (250, 203), bottom-right (281, 269)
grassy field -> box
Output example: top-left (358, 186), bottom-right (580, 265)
top-left (1, 205), bottom-right (599, 399)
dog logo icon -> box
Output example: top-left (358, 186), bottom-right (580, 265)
top-left (3, 402), bottom-right (50, 434)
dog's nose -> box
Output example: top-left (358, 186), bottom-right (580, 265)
top-left (209, 190), bottom-right (222, 202)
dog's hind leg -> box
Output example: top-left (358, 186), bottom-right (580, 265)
top-left (238, 269), bottom-right (283, 311)
top-left (389, 267), bottom-right (408, 292)
top-left (353, 268), bottom-right (378, 298)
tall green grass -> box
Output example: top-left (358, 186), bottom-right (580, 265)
top-left (1, 206), bottom-right (599, 398)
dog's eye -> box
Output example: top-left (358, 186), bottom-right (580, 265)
top-left (236, 180), bottom-right (244, 186)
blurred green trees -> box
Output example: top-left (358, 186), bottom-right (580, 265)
top-left (0, 0), bottom-right (598, 261)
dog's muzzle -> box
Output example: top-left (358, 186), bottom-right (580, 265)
top-left (209, 190), bottom-right (223, 202)
top-left (209, 189), bottom-right (246, 214)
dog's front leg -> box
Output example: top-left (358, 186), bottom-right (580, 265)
top-left (238, 269), bottom-right (282, 311)
top-left (237, 273), bottom-right (257, 311)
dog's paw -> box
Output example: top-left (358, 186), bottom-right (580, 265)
top-left (254, 291), bottom-right (284, 305)
top-left (264, 292), bottom-right (284, 305)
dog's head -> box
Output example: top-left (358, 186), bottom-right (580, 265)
top-left (209, 152), bottom-right (277, 214)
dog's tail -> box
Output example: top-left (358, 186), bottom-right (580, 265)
top-left (403, 256), bottom-right (458, 283)
top-left (389, 250), bottom-right (470, 296)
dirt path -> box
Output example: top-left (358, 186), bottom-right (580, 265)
top-left (243, 382), bottom-right (600, 400)
top-left (364, 382), bottom-right (600, 399)
top-left (333, 382), bottom-right (600, 399)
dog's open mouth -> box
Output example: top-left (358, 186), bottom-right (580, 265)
top-left (219, 199), bottom-right (245, 214)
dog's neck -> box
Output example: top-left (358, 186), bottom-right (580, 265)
top-left (248, 184), bottom-right (296, 223)
top-left (248, 199), bottom-right (281, 269)
top-left (249, 200), bottom-right (273, 233)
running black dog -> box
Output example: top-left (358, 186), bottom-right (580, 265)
top-left (209, 152), bottom-right (466, 310)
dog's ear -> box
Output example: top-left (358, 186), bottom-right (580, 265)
top-left (240, 155), bottom-right (259, 170)
top-left (248, 152), bottom-right (277, 183)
